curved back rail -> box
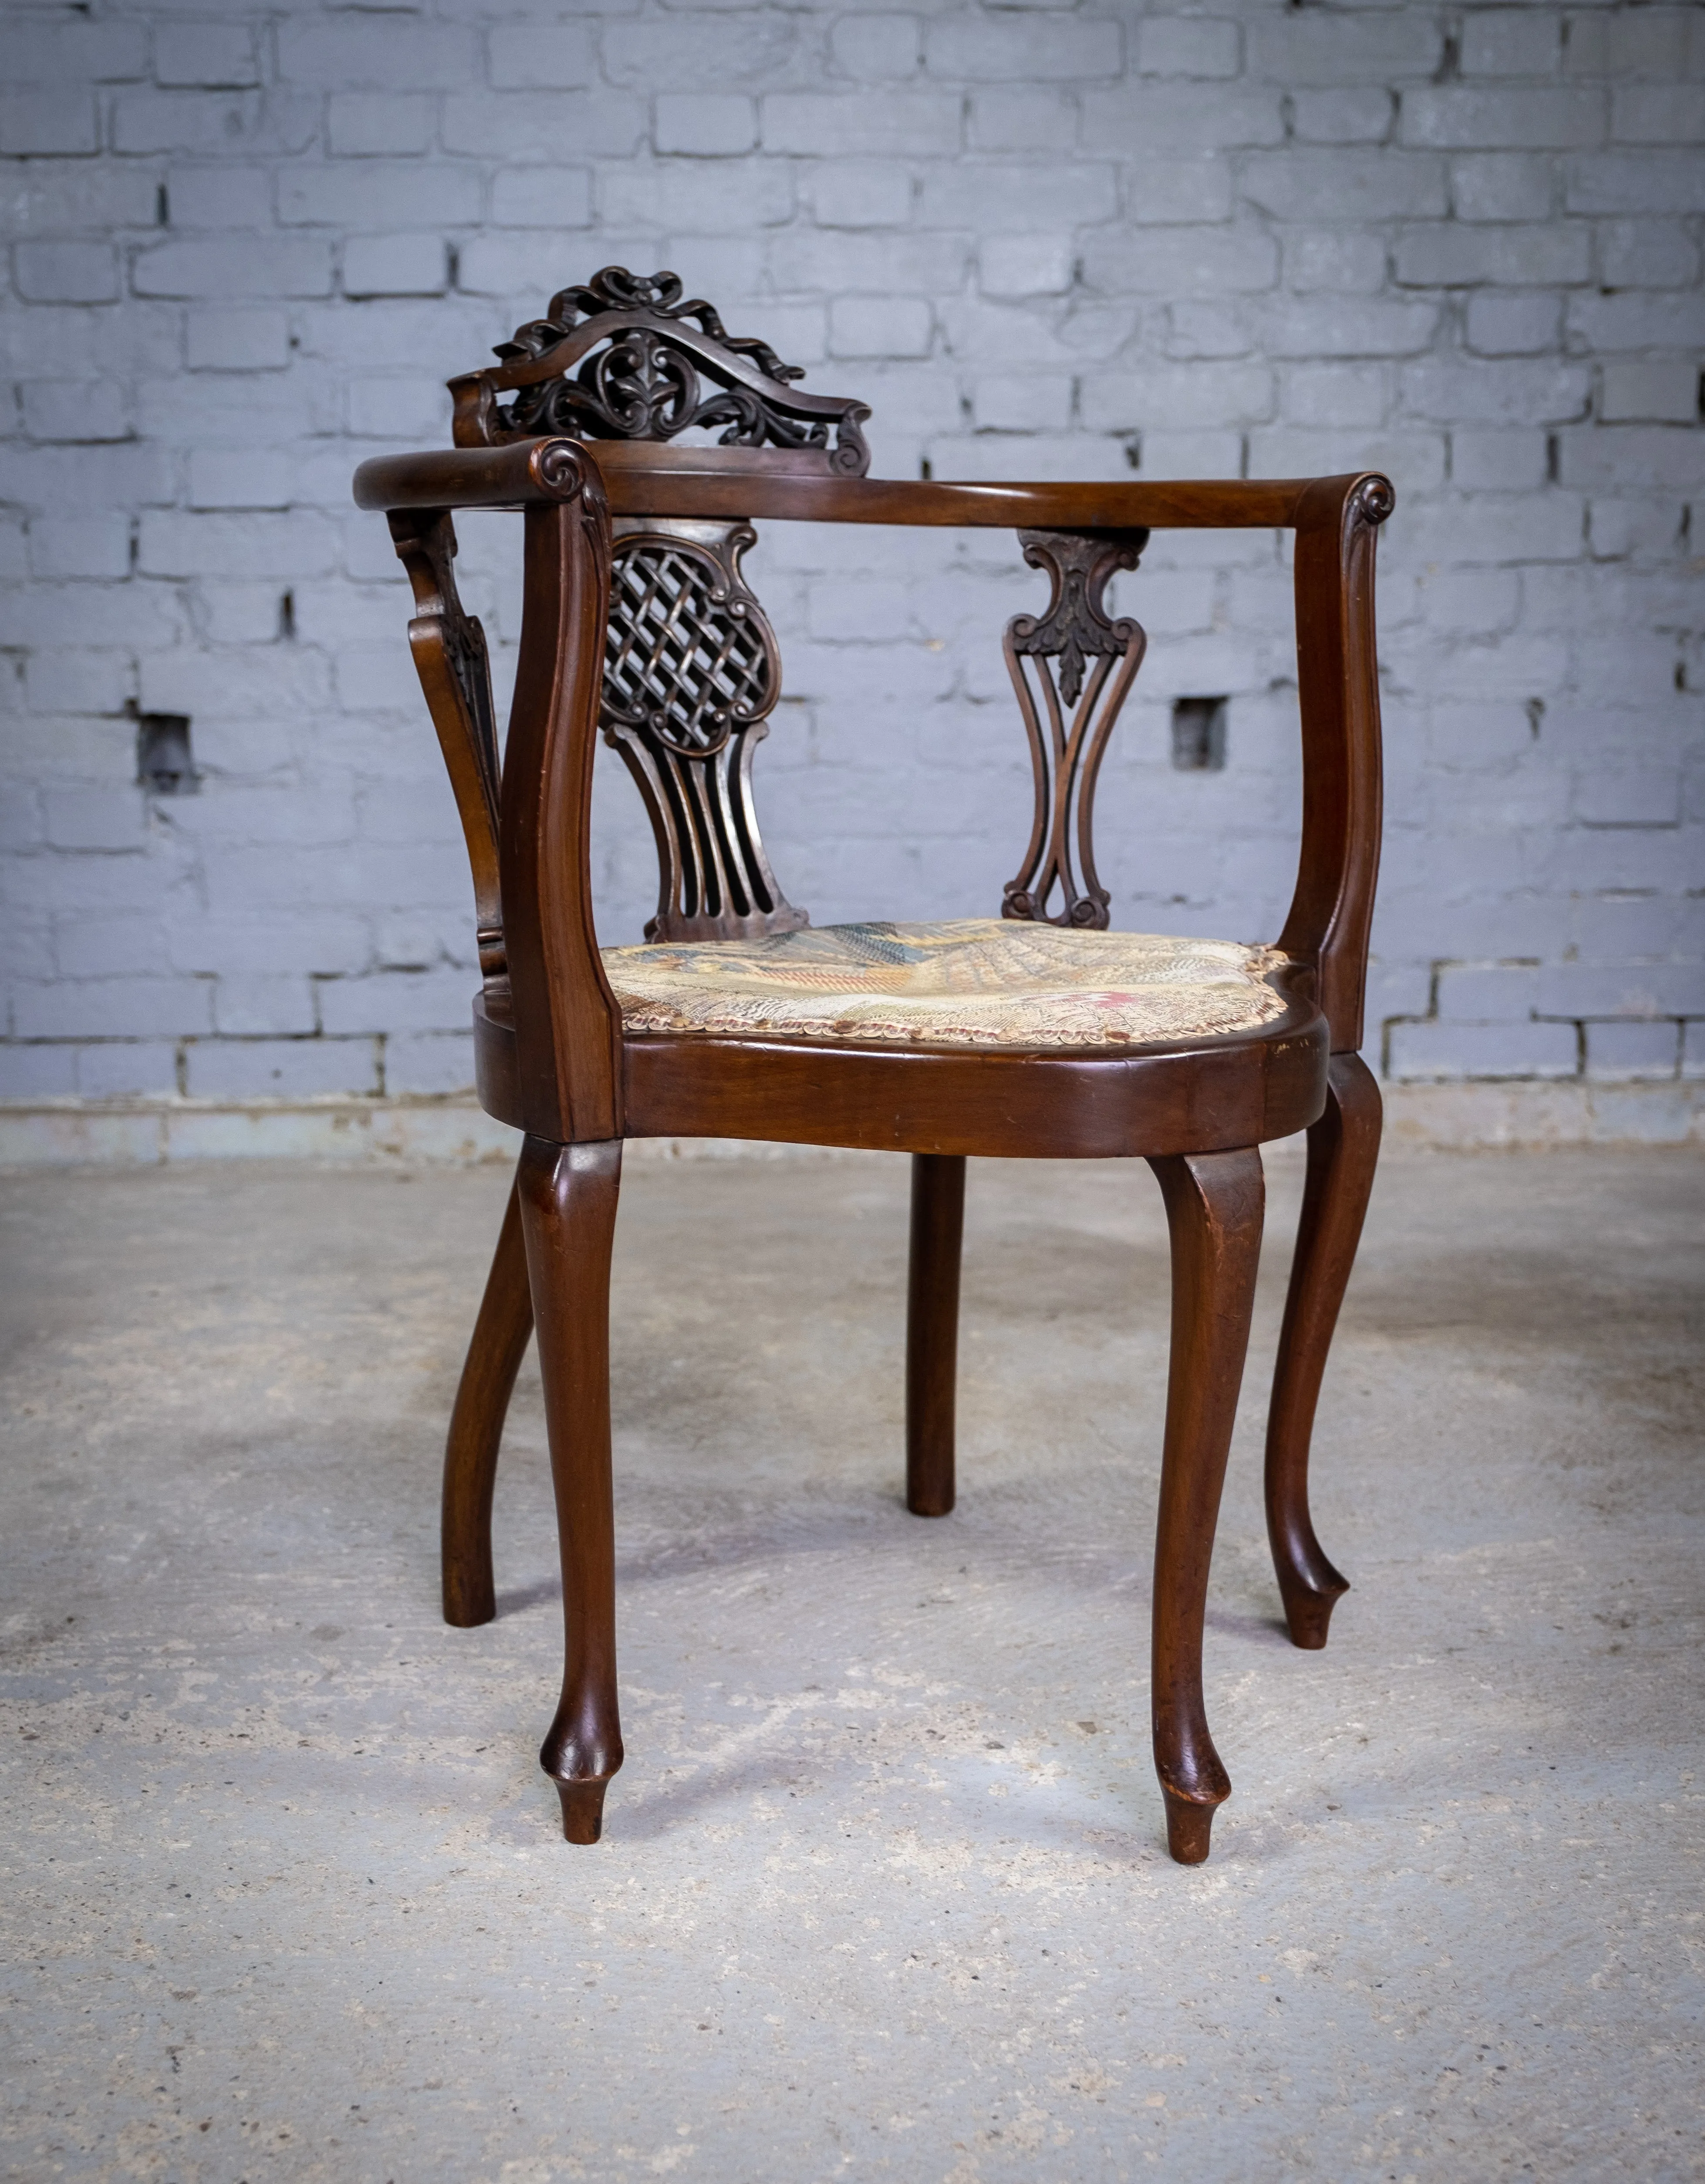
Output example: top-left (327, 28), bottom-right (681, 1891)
top-left (354, 441), bottom-right (1392, 1076)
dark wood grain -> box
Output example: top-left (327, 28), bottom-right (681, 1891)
top-left (518, 1135), bottom-right (625, 1844)
top-left (906, 1153), bottom-right (966, 1518)
top-left (1265, 1050), bottom-right (1383, 1648)
top-left (441, 1167), bottom-right (533, 1629)
top-left (1146, 1147), bottom-right (1265, 1864)
top-left (357, 290), bottom-right (1394, 1860)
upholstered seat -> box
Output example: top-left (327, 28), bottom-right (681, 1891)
top-left (604, 919), bottom-right (1292, 1049)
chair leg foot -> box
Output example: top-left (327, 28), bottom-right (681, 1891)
top-left (1147, 1147), bottom-right (1264, 1870)
top-left (906, 1153), bottom-right (965, 1518)
top-left (1161, 1787), bottom-right (1222, 1865)
top-left (442, 1164), bottom-right (534, 1628)
top-left (1265, 1053), bottom-right (1381, 1651)
top-left (519, 1136), bottom-right (625, 1845)
top-left (553, 1776), bottom-right (611, 1845)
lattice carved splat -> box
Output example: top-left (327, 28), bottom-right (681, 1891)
top-left (1002, 527), bottom-right (1150, 931)
top-left (603, 518), bottom-right (807, 944)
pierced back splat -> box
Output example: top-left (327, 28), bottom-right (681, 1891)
top-left (1002, 528), bottom-right (1149, 931)
top-left (601, 518), bottom-right (807, 943)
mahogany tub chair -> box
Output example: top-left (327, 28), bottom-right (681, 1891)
top-left (353, 267), bottom-right (1392, 1864)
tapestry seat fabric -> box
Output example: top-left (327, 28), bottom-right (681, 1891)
top-left (601, 918), bottom-right (1293, 1050)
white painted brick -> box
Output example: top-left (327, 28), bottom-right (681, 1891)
top-left (343, 234), bottom-right (447, 300)
top-left (1450, 154), bottom-right (1556, 224)
top-left (1279, 364), bottom-right (1388, 430)
top-left (830, 297), bottom-right (932, 360)
top-left (1585, 1018), bottom-right (1680, 1080)
top-left (1402, 87), bottom-right (1605, 152)
top-left (1573, 769), bottom-right (1682, 827)
top-left (490, 169), bottom-right (594, 230)
top-left (1537, 961), bottom-right (1697, 1018)
top-left (1250, 13), bottom-right (1441, 85)
top-left (967, 89), bottom-right (1079, 155)
top-left (922, 162), bottom-right (1118, 233)
top-left (12, 242), bottom-right (118, 303)
top-left (762, 93), bottom-right (960, 158)
top-left (1242, 151), bottom-right (1446, 223)
top-left (603, 162), bottom-right (792, 233)
top-left (134, 237), bottom-right (332, 300)
top-left (0, 93), bottom-right (99, 155)
top-left (1401, 359), bottom-right (1589, 424)
top-left (1136, 18), bottom-right (1239, 80)
top-left (1395, 223), bottom-right (1589, 288)
top-left (0, 20), bottom-right (147, 84)
top-left (1082, 226), bottom-right (1277, 296)
top-left (1597, 220), bottom-right (1699, 291)
top-left (28, 518), bottom-right (130, 580)
top-left (1388, 1020), bottom-right (1579, 1080)
top-left (316, 967), bottom-right (473, 1037)
top-left (980, 235), bottom-right (1073, 299)
top-left (186, 309), bottom-right (291, 372)
top-left (279, 163), bottom-right (480, 232)
top-left (155, 23), bottom-right (260, 90)
top-left (1451, 428), bottom-right (1550, 490)
top-left (186, 1035), bottom-right (378, 1099)
top-left (1565, 154), bottom-right (1705, 218)
top-left (1685, 1023), bottom-right (1705, 1081)
top-left (1282, 229), bottom-right (1388, 295)
top-left (1465, 293), bottom-right (1564, 357)
top-left (1587, 497), bottom-right (1684, 560)
top-left (14, 974), bottom-right (212, 1041)
top-left (1611, 86), bottom-right (1705, 146)
top-left (76, 1041), bottom-right (178, 1099)
top-left (20, 380), bottom-right (130, 443)
top-left (925, 18), bottom-right (1121, 82)
top-left (1558, 427), bottom-right (1705, 492)
top-left (326, 96), bottom-right (436, 158)
top-left (1163, 301), bottom-right (1253, 360)
top-left (1266, 297), bottom-right (1442, 359)
top-left (655, 95), bottom-right (756, 157)
top-left (1085, 85), bottom-right (1283, 155)
top-left (806, 162), bottom-right (912, 230)
top-left (2, 162), bottom-right (158, 237)
top-left (973, 377), bottom-right (1072, 433)
top-left (386, 1030), bottom-right (476, 1097)
top-left (1462, 12), bottom-right (1562, 78)
top-left (1133, 430), bottom-right (1243, 481)
top-left (1082, 362), bottom-right (1273, 434)
top-left (163, 165), bottom-right (273, 235)
top-left (1291, 89), bottom-right (1395, 146)
top-left (0, 1043), bottom-right (79, 1099)
top-left (212, 974), bottom-right (317, 1037)
top-left (604, 17), bottom-right (798, 92)
top-left (279, 18), bottom-right (477, 92)
top-left (1124, 158), bottom-right (1234, 228)
top-left (1600, 362), bottom-right (1700, 426)
top-left (488, 24), bottom-right (594, 92)
top-left (186, 450), bottom-right (294, 512)
top-left (829, 15), bottom-right (920, 82)
top-left (1568, 290), bottom-right (1705, 352)
top-left (780, 230), bottom-right (962, 296)
top-left (443, 93), bottom-right (647, 161)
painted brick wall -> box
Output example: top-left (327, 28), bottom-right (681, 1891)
top-left (2, 0), bottom-right (1702, 1107)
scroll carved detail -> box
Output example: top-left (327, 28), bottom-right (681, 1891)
top-left (602, 518), bottom-right (807, 944)
top-left (450, 266), bottom-right (871, 478)
top-left (388, 509), bottom-right (506, 980)
top-left (1002, 528), bottom-right (1149, 931)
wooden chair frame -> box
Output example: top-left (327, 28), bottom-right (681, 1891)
top-left (355, 283), bottom-right (1391, 1864)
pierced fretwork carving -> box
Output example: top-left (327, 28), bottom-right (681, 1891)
top-left (450, 267), bottom-right (871, 477)
top-left (388, 509), bottom-right (506, 979)
top-left (602, 519), bottom-right (807, 944)
top-left (1002, 528), bottom-right (1150, 932)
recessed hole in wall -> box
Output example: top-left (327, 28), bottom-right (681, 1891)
top-left (1124, 438), bottom-right (1141, 472)
top-left (1526, 697), bottom-right (1545, 738)
top-left (278, 590), bottom-right (296, 640)
top-left (1171, 697), bottom-right (1227, 772)
top-left (155, 183), bottom-right (169, 228)
top-left (135, 711), bottom-right (197, 795)
top-left (918, 456), bottom-right (932, 482)
top-left (1546, 432), bottom-right (1560, 484)
top-left (1677, 661), bottom-right (1688, 693)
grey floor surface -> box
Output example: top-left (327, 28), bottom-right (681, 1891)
top-left (1, 1144), bottom-right (1701, 2184)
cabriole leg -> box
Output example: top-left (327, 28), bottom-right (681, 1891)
top-left (442, 1167), bottom-right (534, 1628)
top-left (517, 1135), bottom-right (624, 1844)
top-left (1264, 1052), bottom-right (1382, 1650)
top-left (906, 1152), bottom-right (966, 1517)
top-left (1146, 1148), bottom-right (1265, 1865)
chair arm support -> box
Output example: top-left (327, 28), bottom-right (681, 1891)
top-left (1279, 473), bottom-right (1394, 1055)
top-left (498, 450), bottom-right (624, 1142)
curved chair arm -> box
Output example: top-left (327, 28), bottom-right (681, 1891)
top-left (1280, 472), bottom-right (1394, 1055)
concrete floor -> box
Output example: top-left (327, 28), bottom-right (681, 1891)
top-left (1, 1143), bottom-right (1701, 2183)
